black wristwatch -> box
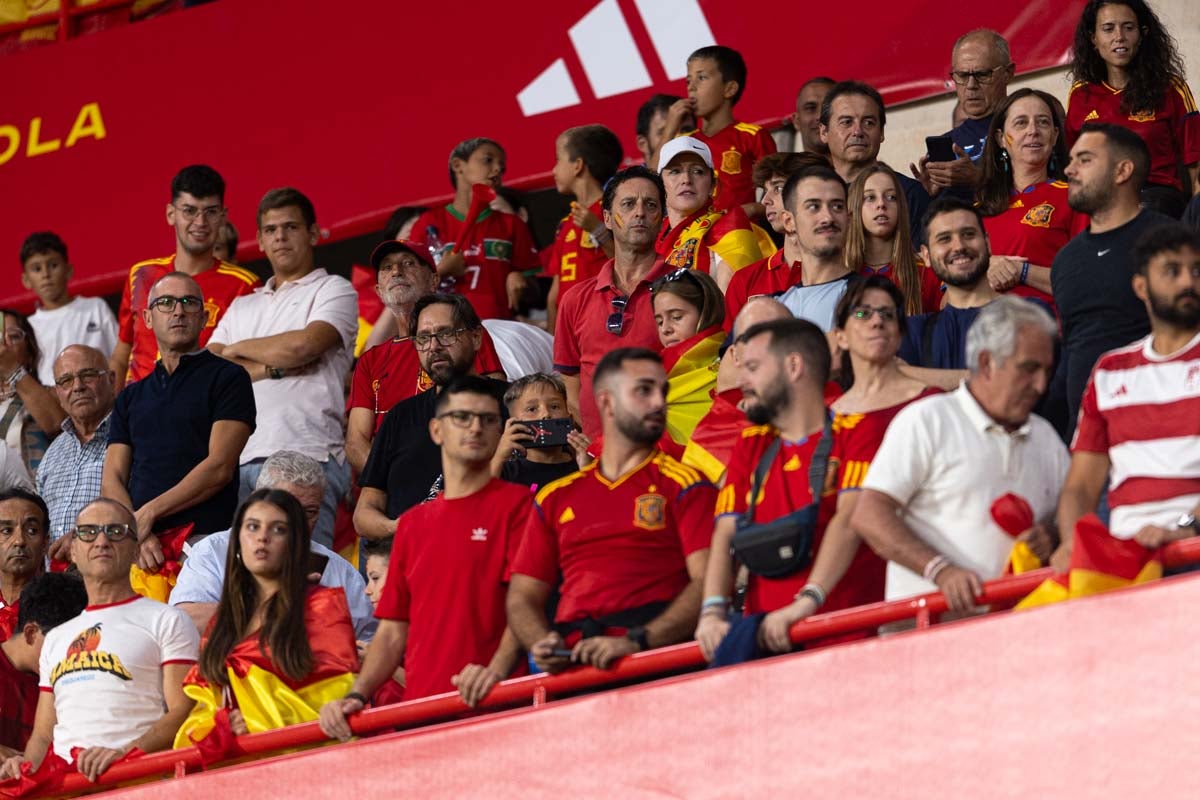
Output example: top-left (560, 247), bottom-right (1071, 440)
top-left (345, 691), bottom-right (369, 707)
top-left (625, 626), bottom-right (650, 652)
top-left (267, 366), bottom-right (285, 380)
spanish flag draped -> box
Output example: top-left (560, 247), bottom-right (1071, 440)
top-left (174, 587), bottom-right (358, 754)
top-left (1016, 514), bottom-right (1162, 610)
top-left (351, 263), bottom-right (385, 357)
top-left (129, 524), bottom-right (194, 604)
top-left (681, 388), bottom-right (749, 483)
top-left (657, 204), bottom-right (769, 275)
top-left (662, 325), bottom-right (724, 448)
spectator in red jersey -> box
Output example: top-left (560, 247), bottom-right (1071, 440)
top-left (21, 232), bottom-right (118, 387)
top-left (657, 138), bottom-right (766, 291)
top-left (845, 164), bottom-right (944, 315)
top-left (776, 166), bottom-right (857, 330)
top-left (110, 165), bottom-right (261, 391)
top-left (978, 89), bottom-right (1087, 308)
top-left (346, 240), bottom-right (505, 475)
top-left (356, 295), bottom-right (508, 537)
top-left (406, 138), bottom-right (540, 322)
top-left (853, 297), bottom-right (1067, 613)
top-left (491, 374), bottom-right (588, 490)
top-left (635, 94), bottom-right (694, 170)
top-left (321, 376), bottom-right (530, 737)
top-left (1054, 225), bottom-right (1200, 570)
top-left (0, 489), bottom-right (49, 641)
top-left (1067, 0), bottom-right (1200, 217)
top-left (554, 166), bottom-right (671, 439)
top-left (0, 310), bottom-right (63, 481)
top-left (672, 45), bottom-right (777, 218)
top-left (791, 77), bottom-right (835, 156)
top-left (545, 125), bottom-right (624, 331)
top-left (360, 207), bottom-right (430, 352)
top-left (507, 348), bottom-right (716, 673)
top-left (820, 81), bottom-right (930, 244)
top-left (212, 221), bottom-right (238, 265)
top-left (724, 152), bottom-right (827, 330)
top-left (0, 573), bottom-right (87, 757)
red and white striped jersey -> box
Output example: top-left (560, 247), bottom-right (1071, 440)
top-left (1072, 330), bottom-right (1200, 537)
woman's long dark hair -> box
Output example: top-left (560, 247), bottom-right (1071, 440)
top-left (1069, 0), bottom-right (1187, 116)
top-left (199, 489), bottom-right (314, 687)
top-left (650, 268), bottom-right (725, 334)
top-left (832, 275), bottom-right (907, 390)
top-left (977, 89), bottom-right (1072, 216)
top-left (843, 164), bottom-right (923, 317)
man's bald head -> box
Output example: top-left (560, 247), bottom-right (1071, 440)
top-left (53, 344), bottom-right (107, 376)
top-left (77, 498), bottom-right (136, 530)
top-left (148, 271), bottom-right (202, 303)
top-left (733, 296), bottom-right (793, 338)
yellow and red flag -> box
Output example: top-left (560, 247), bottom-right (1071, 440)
top-left (129, 523), bottom-right (194, 604)
top-left (681, 388), bottom-right (749, 483)
top-left (351, 263), bottom-right (385, 357)
top-left (662, 325), bottom-right (724, 448)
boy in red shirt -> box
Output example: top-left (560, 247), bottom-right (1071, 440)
top-left (407, 138), bottom-right (541, 322)
top-left (671, 45), bottom-right (776, 218)
top-left (545, 125), bottom-right (623, 331)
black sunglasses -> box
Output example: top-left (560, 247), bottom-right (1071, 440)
top-left (606, 295), bottom-right (628, 335)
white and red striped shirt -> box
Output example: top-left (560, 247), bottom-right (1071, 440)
top-left (1073, 330), bottom-right (1200, 538)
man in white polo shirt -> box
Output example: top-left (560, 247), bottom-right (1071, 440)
top-left (851, 297), bottom-right (1069, 612)
top-left (207, 188), bottom-right (358, 547)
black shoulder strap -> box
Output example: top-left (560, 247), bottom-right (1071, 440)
top-left (807, 412), bottom-right (835, 503)
top-left (742, 437), bottom-right (782, 526)
top-left (921, 310), bottom-right (941, 367)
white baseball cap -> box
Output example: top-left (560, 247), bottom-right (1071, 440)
top-left (657, 137), bottom-right (714, 171)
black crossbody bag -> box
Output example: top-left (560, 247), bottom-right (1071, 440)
top-left (730, 414), bottom-right (833, 579)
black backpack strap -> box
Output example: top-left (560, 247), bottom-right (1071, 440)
top-left (921, 310), bottom-right (941, 367)
top-left (741, 437), bottom-right (783, 527)
top-left (808, 412), bottom-right (835, 503)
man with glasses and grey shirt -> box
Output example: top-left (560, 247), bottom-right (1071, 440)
top-left (102, 272), bottom-right (255, 573)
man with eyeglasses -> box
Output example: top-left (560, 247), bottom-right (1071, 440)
top-left (321, 376), bottom-right (529, 735)
top-left (0, 489), bottom-right (50, 642)
top-left (554, 166), bottom-right (672, 440)
top-left (103, 272), bottom-right (255, 571)
top-left (37, 346), bottom-right (116, 553)
top-left (109, 164), bottom-right (260, 391)
top-left (208, 187), bottom-right (358, 549)
top-left (0, 499), bottom-right (199, 784)
top-left (912, 29), bottom-right (1014, 198)
top-left (356, 294), bottom-right (507, 539)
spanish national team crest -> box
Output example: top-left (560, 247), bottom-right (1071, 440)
top-left (416, 369), bottom-right (434, 393)
top-left (721, 149), bottom-right (742, 175)
top-left (1021, 203), bottom-right (1054, 228)
top-left (634, 493), bottom-right (666, 530)
top-left (1128, 109), bottom-right (1156, 123)
top-left (666, 239), bottom-right (699, 270)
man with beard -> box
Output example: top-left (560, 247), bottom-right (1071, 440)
top-left (507, 348), bottom-right (715, 673)
top-left (0, 490), bottom-right (49, 641)
top-left (346, 240), bottom-right (504, 475)
top-left (1052, 123), bottom-right (1176, 439)
top-left (356, 294), bottom-right (508, 539)
top-left (777, 165), bottom-right (858, 330)
top-left (554, 166), bottom-right (672, 439)
top-left (1052, 225), bottom-right (1200, 570)
top-left (898, 196), bottom-right (1000, 385)
top-left (854, 297), bottom-right (1067, 612)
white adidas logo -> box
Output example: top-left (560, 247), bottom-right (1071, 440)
top-left (471, 527), bottom-right (489, 542)
top-left (517, 0), bottom-right (716, 117)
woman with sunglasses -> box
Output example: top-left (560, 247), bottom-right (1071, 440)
top-left (1066, 0), bottom-right (1200, 217)
top-left (174, 489), bottom-right (357, 747)
top-left (0, 310), bottom-right (65, 481)
top-left (755, 276), bottom-right (938, 648)
top-left (844, 165), bottom-right (944, 315)
top-left (978, 89), bottom-right (1088, 310)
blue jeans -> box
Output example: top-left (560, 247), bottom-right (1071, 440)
top-left (238, 457), bottom-right (350, 548)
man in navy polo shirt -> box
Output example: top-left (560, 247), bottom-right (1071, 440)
top-left (101, 272), bottom-right (255, 572)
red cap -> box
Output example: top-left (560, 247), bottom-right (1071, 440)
top-left (369, 239), bottom-right (435, 272)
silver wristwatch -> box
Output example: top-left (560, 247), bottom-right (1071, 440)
top-left (1176, 512), bottom-right (1199, 536)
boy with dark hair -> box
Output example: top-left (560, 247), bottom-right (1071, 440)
top-left (407, 139), bottom-right (540, 322)
top-left (635, 94), bottom-right (694, 169)
top-left (546, 124), bottom-right (624, 330)
top-left (670, 45), bottom-right (776, 217)
top-left (21, 232), bottom-right (117, 386)
top-left (109, 164), bottom-right (260, 390)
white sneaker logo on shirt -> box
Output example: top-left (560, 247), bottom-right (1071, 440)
top-left (471, 527), bottom-right (489, 542)
top-left (1097, 248), bottom-right (1112, 257)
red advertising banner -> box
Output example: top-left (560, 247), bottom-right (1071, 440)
top-left (0, 0), bottom-right (1084, 306)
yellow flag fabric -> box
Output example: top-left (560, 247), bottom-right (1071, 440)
top-left (662, 326), bottom-right (723, 447)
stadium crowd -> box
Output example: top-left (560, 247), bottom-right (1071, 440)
top-left (1, 0), bottom-right (1200, 786)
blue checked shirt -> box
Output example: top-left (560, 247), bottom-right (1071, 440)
top-left (36, 413), bottom-right (110, 542)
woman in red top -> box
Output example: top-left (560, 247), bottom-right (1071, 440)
top-left (1066, 0), bottom-right (1200, 217)
top-left (979, 88), bottom-right (1088, 309)
top-left (844, 164), bottom-right (943, 315)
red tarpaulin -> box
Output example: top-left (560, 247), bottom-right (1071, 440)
top-left (0, 0), bottom-right (1084, 307)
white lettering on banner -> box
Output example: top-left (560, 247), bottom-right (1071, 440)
top-left (517, 0), bottom-right (716, 117)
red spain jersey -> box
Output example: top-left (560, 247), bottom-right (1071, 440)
top-left (858, 258), bottom-right (945, 314)
top-left (512, 450), bottom-right (716, 624)
top-left (548, 200), bottom-right (608, 300)
top-left (1067, 79), bottom-right (1200, 191)
top-left (0, 646), bottom-right (36, 751)
top-left (681, 121), bottom-right (777, 212)
top-left (723, 249), bottom-right (804, 332)
top-left (408, 205), bottom-right (540, 321)
top-left (117, 255), bottom-right (260, 384)
top-left (375, 479), bottom-right (532, 701)
top-left (349, 331), bottom-right (504, 433)
top-left (983, 180), bottom-right (1089, 307)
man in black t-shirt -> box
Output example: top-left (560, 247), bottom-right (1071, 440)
top-left (355, 294), bottom-right (507, 539)
top-left (1052, 123), bottom-right (1176, 439)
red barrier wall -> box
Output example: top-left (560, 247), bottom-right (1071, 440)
top-left (0, 0), bottom-right (1084, 308)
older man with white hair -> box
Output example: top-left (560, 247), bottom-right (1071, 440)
top-left (851, 296), bottom-right (1069, 612)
